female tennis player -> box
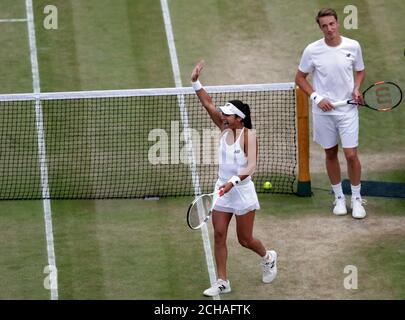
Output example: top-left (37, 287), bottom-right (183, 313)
top-left (191, 60), bottom-right (278, 297)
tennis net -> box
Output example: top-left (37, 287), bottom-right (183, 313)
top-left (0, 83), bottom-right (297, 199)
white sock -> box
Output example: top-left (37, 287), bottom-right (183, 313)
top-left (263, 251), bottom-right (271, 261)
top-left (351, 184), bottom-right (361, 200)
top-left (331, 183), bottom-right (344, 199)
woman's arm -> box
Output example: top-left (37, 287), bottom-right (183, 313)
top-left (239, 129), bottom-right (257, 177)
top-left (191, 61), bottom-right (223, 130)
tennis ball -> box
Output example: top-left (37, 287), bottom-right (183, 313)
top-left (263, 181), bottom-right (272, 190)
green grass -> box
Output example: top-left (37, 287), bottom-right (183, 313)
top-left (0, 0), bottom-right (26, 19)
top-left (51, 199), bottom-right (210, 299)
top-left (0, 22), bottom-right (32, 93)
top-left (33, 0), bottom-right (174, 91)
top-left (310, 170), bottom-right (405, 217)
top-left (350, 236), bottom-right (405, 299)
top-left (363, 169), bottom-right (405, 183)
top-left (260, 188), bottom-right (405, 218)
top-left (0, 201), bottom-right (49, 299)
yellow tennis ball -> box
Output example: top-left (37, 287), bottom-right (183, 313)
top-left (263, 181), bottom-right (272, 190)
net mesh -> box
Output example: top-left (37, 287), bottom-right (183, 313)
top-left (0, 84), bottom-right (297, 200)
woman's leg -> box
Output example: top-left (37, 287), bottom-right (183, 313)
top-left (235, 210), bottom-right (266, 257)
top-left (236, 210), bottom-right (278, 283)
top-left (212, 210), bottom-right (233, 280)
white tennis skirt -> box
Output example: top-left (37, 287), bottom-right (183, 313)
top-left (213, 178), bottom-right (260, 215)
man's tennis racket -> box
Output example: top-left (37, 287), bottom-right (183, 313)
top-left (332, 81), bottom-right (402, 112)
top-left (186, 188), bottom-right (224, 230)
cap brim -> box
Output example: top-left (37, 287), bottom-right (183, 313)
top-left (219, 105), bottom-right (235, 115)
top-left (218, 103), bottom-right (246, 119)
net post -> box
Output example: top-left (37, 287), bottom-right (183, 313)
top-left (295, 86), bottom-right (312, 196)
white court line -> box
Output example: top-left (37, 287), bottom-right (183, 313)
top-left (160, 0), bottom-right (219, 300)
top-left (0, 18), bottom-right (27, 22)
top-left (25, 0), bottom-right (58, 300)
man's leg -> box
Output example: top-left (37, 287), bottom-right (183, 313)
top-left (339, 109), bottom-right (366, 219)
top-left (343, 147), bottom-right (361, 186)
top-left (313, 114), bottom-right (346, 215)
top-left (325, 145), bottom-right (347, 215)
top-left (325, 145), bottom-right (341, 185)
top-left (343, 147), bottom-right (366, 218)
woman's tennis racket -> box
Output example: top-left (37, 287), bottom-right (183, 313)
top-left (186, 188), bottom-right (224, 230)
top-left (332, 81), bottom-right (402, 112)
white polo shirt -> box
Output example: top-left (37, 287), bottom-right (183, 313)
top-left (298, 36), bottom-right (365, 115)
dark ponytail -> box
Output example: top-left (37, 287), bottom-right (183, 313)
top-left (229, 100), bottom-right (253, 129)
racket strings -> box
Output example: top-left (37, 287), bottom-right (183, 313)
top-left (365, 82), bottom-right (402, 110)
top-left (188, 195), bottom-right (213, 229)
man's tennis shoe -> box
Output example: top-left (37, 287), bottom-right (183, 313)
top-left (351, 197), bottom-right (367, 219)
top-left (203, 279), bottom-right (231, 297)
top-left (262, 250), bottom-right (277, 283)
top-left (333, 196), bottom-right (347, 215)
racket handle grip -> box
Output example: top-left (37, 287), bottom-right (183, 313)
top-left (332, 100), bottom-right (350, 107)
top-left (218, 188), bottom-right (225, 197)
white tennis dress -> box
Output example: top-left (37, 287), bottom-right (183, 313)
top-left (213, 128), bottom-right (260, 215)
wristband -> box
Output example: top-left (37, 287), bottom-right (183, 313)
top-left (192, 80), bottom-right (203, 91)
top-left (310, 92), bottom-right (324, 105)
top-left (228, 175), bottom-right (241, 186)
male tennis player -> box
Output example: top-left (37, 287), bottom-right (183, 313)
top-left (295, 8), bottom-right (367, 219)
top-left (191, 60), bottom-right (278, 297)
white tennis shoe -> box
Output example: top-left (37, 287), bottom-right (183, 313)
top-left (333, 196), bottom-right (347, 215)
top-left (203, 279), bottom-right (231, 297)
top-left (262, 250), bottom-right (277, 283)
top-left (351, 197), bottom-right (367, 219)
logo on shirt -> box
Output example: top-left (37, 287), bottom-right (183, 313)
top-left (234, 149), bottom-right (241, 154)
top-left (346, 53), bottom-right (351, 57)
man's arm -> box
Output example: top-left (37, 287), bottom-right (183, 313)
top-left (353, 70), bottom-right (365, 104)
top-left (295, 70), bottom-right (334, 111)
top-left (295, 70), bottom-right (314, 97)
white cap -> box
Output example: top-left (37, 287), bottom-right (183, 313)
top-left (219, 102), bottom-right (246, 119)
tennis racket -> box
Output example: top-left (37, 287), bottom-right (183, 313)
top-left (186, 188), bottom-right (224, 230)
top-left (332, 81), bottom-right (402, 112)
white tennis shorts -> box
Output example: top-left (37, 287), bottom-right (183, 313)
top-left (213, 178), bottom-right (260, 215)
top-left (312, 112), bottom-right (359, 149)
